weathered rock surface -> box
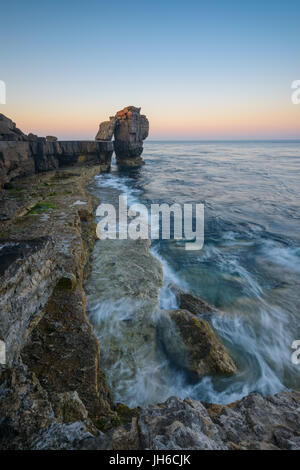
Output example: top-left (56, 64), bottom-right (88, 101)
top-left (158, 309), bottom-right (237, 378)
top-left (0, 167), bottom-right (119, 449)
top-left (0, 114), bottom-right (28, 141)
top-left (78, 391), bottom-right (300, 450)
top-left (171, 284), bottom-right (217, 315)
top-left (95, 117), bottom-right (116, 141)
top-left (0, 114), bottom-right (113, 187)
top-left (114, 106), bottom-right (149, 166)
top-left (0, 237), bottom-right (57, 364)
top-left (0, 364), bottom-right (54, 450)
top-left (138, 396), bottom-right (226, 450)
top-left (31, 422), bottom-right (93, 450)
top-left (95, 106), bottom-right (149, 166)
top-left (205, 390), bottom-right (300, 450)
top-left (0, 141), bottom-right (36, 187)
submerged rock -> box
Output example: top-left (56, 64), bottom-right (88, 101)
top-left (86, 236), bottom-right (163, 406)
top-left (171, 284), bottom-right (217, 315)
top-left (158, 309), bottom-right (237, 378)
top-left (204, 390), bottom-right (300, 450)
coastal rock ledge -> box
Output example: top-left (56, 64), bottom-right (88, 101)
top-left (78, 391), bottom-right (300, 451)
top-left (0, 113), bottom-right (113, 188)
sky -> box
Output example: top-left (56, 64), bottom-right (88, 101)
top-left (0, 0), bottom-right (300, 140)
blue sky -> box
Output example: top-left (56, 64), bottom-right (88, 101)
top-left (1, 0), bottom-right (300, 139)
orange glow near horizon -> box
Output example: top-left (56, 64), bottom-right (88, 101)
top-left (7, 101), bottom-right (299, 141)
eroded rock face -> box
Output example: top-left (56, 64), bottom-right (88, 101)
top-left (78, 391), bottom-right (300, 450)
top-left (138, 396), bottom-right (226, 450)
top-left (0, 168), bottom-right (119, 449)
top-left (0, 114), bottom-right (113, 187)
top-left (0, 364), bottom-right (54, 450)
top-left (205, 391), bottom-right (300, 450)
top-left (114, 106), bottom-right (149, 166)
top-left (0, 114), bottom-right (28, 141)
top-left (0, 141), bottom-right (36, 187)
top-left (170, 284), bottom-right (217, 315)
top-left (158, 309), bottom-right (237, 378)
top-left (95, 118), bottom-right (116, 141)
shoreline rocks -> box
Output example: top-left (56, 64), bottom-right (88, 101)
top-left (158, 309), bottom-right (237, 378)
top-left (79, 391), bottom-right (300, 450)
top-left (95, 106), bottom-right (149, 167)
top-left (0, 167), bottom-right (119, 449)
top-left (170, 284), bottom-right (218, 316)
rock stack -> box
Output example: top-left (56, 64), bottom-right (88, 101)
top-left (95, 106), bottom-right (149, 167)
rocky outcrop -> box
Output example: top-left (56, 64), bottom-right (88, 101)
top-left (95, 117), bottom-right (116, 141)
top-left (0, 114), bottom-right (28, 141)
top-left (0, 139), bottom-right (113, 187)
top-left (158, 309), bottom-right (237, 378)
top-left (79, 391), bottom-right (300, 450)
top-left (0, 167), bottom-right (119, 449)
top-left (171, 284), bottom-right (217, 315)
top-left (0, 114), bottom-right (113, 187)
top-left (95, 106), bottom-right (149, 167)
top-left (0, 141), bottom-right (36, 187)
top-left (114, 106), bottom-right (149, 166)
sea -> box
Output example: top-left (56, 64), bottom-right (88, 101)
top-left (86, 141), bottom-right (300, 406)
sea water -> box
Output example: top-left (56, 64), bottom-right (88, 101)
top-left (87, 141), bottom-right (300, 406)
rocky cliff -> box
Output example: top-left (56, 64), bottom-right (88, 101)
top-left (0, 114), bottom-right (113, 188)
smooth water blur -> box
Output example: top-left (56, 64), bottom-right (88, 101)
top-left (88, 141), bottom-right (300, 405)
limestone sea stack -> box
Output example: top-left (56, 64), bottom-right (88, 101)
top-left (95, 106), bottom-right (149, 167)
top-left (114, 106), bottom-right (149, 166)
